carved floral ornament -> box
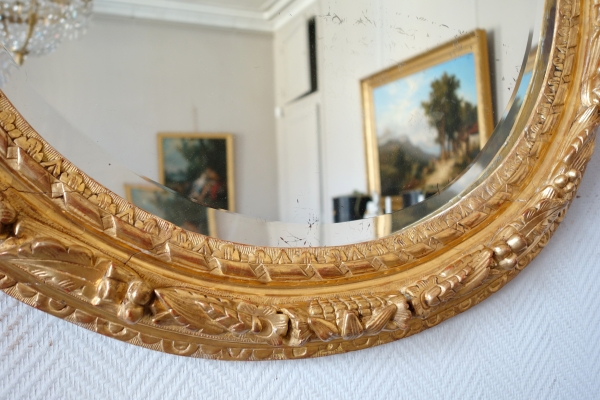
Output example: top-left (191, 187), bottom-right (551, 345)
top-left (0, 0), bottom-right (597, 360)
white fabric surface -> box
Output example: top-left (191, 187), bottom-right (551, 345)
top-left (1, 151), bottom-right (599, 400)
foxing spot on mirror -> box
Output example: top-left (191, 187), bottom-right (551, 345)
top-left (0, 0), bottom-right (596, 360)
top-left (0, 0), bottom-right (542, 247)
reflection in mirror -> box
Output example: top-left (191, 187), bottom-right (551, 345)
top-left (0, 0), bottom-right (547, 246)
top-left (0, 0), bottom-right (92, 65)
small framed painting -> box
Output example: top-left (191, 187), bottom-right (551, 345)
top-left (361, 30), bottom-right (494, 204)
top-left (158, 133), bottom-right (235, 212)
top-left (125, 184), bottom-right (216, 236)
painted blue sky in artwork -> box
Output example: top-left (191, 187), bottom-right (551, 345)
top-left (373, 53), bottom-right (478, 156)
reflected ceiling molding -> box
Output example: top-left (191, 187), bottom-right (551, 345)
top-left (93, 0), bottom-right (318, 32)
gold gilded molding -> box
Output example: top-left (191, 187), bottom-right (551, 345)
top-left (0, 0), bottom-right (597, 360)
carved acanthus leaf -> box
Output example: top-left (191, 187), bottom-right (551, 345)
top-left (152, 288), bottom-right (228, 335)
top-left (0, 238), bottom-right (104, 297)
top-left (363, 304), bottom-right (397, 335)
top-left (154, 288), bottom-right (289, 345)
top-left (404, 249), bottom-right (494, 317)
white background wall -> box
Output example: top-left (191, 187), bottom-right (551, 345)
top-left (21, 16), bottom-right (280, 220)
top-left (0, 147), bottom-right (598, 400)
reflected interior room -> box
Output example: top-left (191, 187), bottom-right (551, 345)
top-left (3, 0), bottom-right (540, 246)
top-left (0, 0), bottom-right (598, 366)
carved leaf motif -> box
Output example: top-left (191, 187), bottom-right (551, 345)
top-left (259, 314), bottom-right (290, 346)
top-left (520, 199), bottom-right (566, 238)
top-left (0, 238), bottom-right (104, 297)
top-left (154, 288), bottom-right (289, 343)
top-left (307, 317), bottom-right (338, 341)
top-left (563, 106), bottom-right (598, 161)
top-left (14, 136), bottom-right (43, 162)
top-left (346, 247), bottom-right (364, 261)
top-left (89, 193), bottom-right (116, 215)
top-left (215, 244), bottom-right (240, 261)
top-left (458, 249), bottom-right (493, 293)
top-left (116, 208), bottom-right (134, 224)
top-left (40, 159), bottom-right (63, 177)
top-left (26, 239), bottom-right (93, 265)
top-left (339, 311), bottom-right (364, 340)
top-left (60, 172), bottom-right (86, 193)
top-left (569, 133), bottom-right (596, 171)
top-left (0, 109), bottom-right (16, 129)
top-left (197, 298), bottom-right (251, 334)
top-left (192, 239), bottom-right (212, 255)
top-left (389, 296), bottom-right (412, 330)
top-left (237, 302), bottom-right (277, 317)
top-left (404, 249), bottom-right (494, 317)
top-left (274, 250), bottom-right (292, 264)
top-left (364, 305), bottom-right (397, 335)
top-left (170, 228), bottom-right (192, 249)
top-left (281, 307), bottom-right (313, 347)
top-left (153, 288), bottom-right (227, 335)
top-left (135, 218), bottom-right (159, 235)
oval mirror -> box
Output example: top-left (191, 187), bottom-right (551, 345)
top-left (0, 0), bottom-right (596, 360)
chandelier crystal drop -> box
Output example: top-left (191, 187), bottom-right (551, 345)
top-left (0, 0), bottom-right (92, 65)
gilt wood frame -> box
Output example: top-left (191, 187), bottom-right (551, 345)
top-left (0, 0), bottom-right (597, 360)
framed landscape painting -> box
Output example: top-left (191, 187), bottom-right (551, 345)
top-left (158, 133), bottom-right (235, 212)
top-left (361, 30), bottom-right (494, 206)
top-left (125, 184), bottom-right (216, 236)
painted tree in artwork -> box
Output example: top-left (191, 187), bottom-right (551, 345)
top-left (421, 73), bottom-right (463, 159)
top-left (459, 99), bottom-right (479, 159)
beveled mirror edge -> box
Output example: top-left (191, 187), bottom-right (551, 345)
top-left (0, 0), bottom-right (595, 360)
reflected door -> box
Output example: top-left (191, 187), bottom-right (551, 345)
top-left (277, 96), bottom-right (323, 226)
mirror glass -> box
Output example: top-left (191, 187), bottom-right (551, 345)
top-left (0, 0), bottom-right (549, 246)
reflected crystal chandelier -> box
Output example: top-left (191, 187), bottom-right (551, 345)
top-left (0, 0), bottom-right (91, 65)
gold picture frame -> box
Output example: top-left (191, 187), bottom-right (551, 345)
top-left (361, 29), bottom-right (494, 204)
top-left (0, 0), bottom-right (596, 360)
top-left (157, 133), bottom-right (235, 212)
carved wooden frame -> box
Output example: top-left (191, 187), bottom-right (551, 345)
top-left (0, 0), bottom-right (597, 360)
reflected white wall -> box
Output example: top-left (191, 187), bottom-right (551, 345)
top-left (21, 15), bottom-right (280, 221)
top-left (273, 0), bottom-right (539, 231)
